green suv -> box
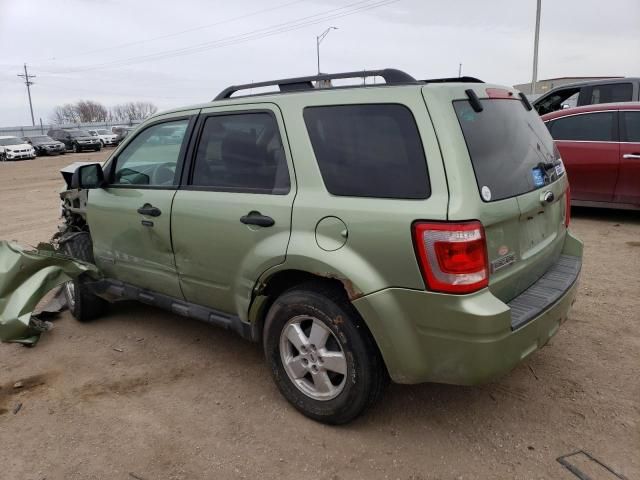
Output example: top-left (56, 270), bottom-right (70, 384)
top-left (59, 69), bottom-right (583, 424)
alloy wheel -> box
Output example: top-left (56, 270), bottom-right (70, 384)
top-left (279, 315), bottom-right (347, 401)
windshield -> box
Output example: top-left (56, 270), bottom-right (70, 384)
top-left (454, 98), bottom-right (563, 202)
top-left (97, 129), bottom-right (110, 134)
top-left (534, 87), bottom-right (580, 115)
top-left (67, 130), bottom-right (92, 138)
top-left (30, 136), bottom-right (54, 143)
top-left (0, 137), bottom-right (23, 146)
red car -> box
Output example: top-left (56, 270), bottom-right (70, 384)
top-left (542, 103), bottom-right (640, 210)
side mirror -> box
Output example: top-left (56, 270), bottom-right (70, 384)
top-left (70, 163), bottom-right (105, 189)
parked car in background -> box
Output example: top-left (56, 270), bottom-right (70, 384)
top-left (534, 78), bottom-right (640, 115)
top-left (542, 102), bottom-right (640, 210)
top-left (58, 68), bottom-right (583, 424)
top-left (87, 129), bottom-right (119, 147)
top-left (0, 136), bottom-right (36, 160)
top-left (111, 125), bottom-right (137, 143)
top-left (48, 128), bottom-right (102, 153)
top-left (22, 135), bottom-right (66, 156)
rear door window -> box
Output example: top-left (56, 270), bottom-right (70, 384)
top-left (621, 111), bottom-right (640, 142)
top-left (590, 83), bottom-right (633, 104)
top-left (190, 112), bottom-right (290, 194)
top-left (303, 104), bottom-right (429, 199)
top-left (548, 112), bottom-right (615, 141)
top-left (454, 99), bottom-right (560, 202)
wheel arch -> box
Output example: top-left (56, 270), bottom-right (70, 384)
top-left (248, 269), bottom-right (353, 342)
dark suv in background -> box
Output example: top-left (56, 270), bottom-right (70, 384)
top-left (48, 128), bottom-right (102, 153)
top-left (533, 77), bottom-right (640, 115)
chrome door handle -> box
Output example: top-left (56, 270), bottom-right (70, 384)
top-left (622, 153), bottom-right (640, 159)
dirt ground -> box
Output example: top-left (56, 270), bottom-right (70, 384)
top-left (1, 151), bottom-right (638, 480)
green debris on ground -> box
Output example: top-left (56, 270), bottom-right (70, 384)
top-left (0, 240), bottom-right (98, 345)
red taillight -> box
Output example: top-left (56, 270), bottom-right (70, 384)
top-left (565, 185), bottom-right (571, 227)
top-left (412, 221), bottom-right (489, 294)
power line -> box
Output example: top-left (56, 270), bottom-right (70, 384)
top-left (17, 64), bottom-right (36, 126)
top-left (36, 0), bottom-right (398, 75)
top-left (38, 0), bottom-right (307, 63)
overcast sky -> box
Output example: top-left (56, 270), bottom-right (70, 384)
top-left (0, 0), bottom-right (638, 127)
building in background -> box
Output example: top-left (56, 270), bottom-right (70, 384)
top-left (514, 76), bottom-right (622, 96)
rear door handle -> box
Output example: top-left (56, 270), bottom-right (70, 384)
top-left (240, 211), bottom-right (275, 227)
top-left (137, 204), bottom-right (162, 217)
top-left (622, 153), bottom-right (640, 159)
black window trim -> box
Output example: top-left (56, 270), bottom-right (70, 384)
top-left (302, 102), bottom-right (432, 200)
top-left (545, 109), bottom-right (619, 143)
top-left (104, 114), bottom-right (198, 190)
top-left (180, 108), bottom-right (293, 195)
top-left (619, 109), bottom-right (640, 144)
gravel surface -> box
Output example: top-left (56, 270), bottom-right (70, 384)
top-left (1, 151), bottom-right (638, 480)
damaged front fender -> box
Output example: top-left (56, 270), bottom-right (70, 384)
top-left (0, 241), bottom-right (99, 345)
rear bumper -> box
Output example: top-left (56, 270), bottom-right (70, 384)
top-left (353, 231), bottom-right (583, 385)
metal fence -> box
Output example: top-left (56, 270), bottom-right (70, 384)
top-left (0, 120), bottom-right (143, 138)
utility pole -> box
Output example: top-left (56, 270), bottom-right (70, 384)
top-left (458, 63), bottom-right (462, 78)
top-left (316, 27), bottom-right (338, 75)
top-left (530, 0), bottom-right (541, 95)
top-left (18, 64), bottom-right (36, 126)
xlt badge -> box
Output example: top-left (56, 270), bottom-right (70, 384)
top-left (491, 252), bottom-right (516, 273)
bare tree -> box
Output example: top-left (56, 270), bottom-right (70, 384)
top-left (50, 103), bottom-right (80, 124)
top-left (51, 100), bottom-right (157, 124)
top-left (75, 100), bottom-right (108, 122)
top-left (110, 101), bottom-right (157, 122)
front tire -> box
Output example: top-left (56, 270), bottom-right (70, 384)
top-left (264, 283), bottom-right (387, 424)
top-left (62, 233), bottom-right (107, 322)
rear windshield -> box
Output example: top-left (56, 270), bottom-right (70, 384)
top-left (454, 99), bottom-right (561, 202)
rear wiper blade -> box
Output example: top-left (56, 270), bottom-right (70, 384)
top-left (538, 161), bottom-right (556, 171)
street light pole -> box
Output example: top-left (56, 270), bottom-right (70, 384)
top-left (531, 0), bottom-right (542, 95)
top-left (316, 27), bottom-right (337, 75)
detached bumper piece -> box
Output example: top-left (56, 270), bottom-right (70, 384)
top-left (0, 241), bottom-right (98, 345)
top-left (509, 254), bottom-right (582, 330)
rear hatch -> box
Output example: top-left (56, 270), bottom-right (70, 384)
top-left (422, 84), bottom-right (569, 303)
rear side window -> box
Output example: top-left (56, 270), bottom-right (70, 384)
top-left (304, 104), bottom-right (430, 199)
top-left (454, 99), bottom-right (560, 202)
top-left (549, 112), bottom-right (615, 141)
top-left (190, 112), bottom-right (290, 194)
top-left (590, 83), bottom-right (633, 104)
top-left (621, 111), bottom-right (640, 142)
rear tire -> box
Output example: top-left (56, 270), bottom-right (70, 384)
top-left (62, 233), bottom-right (107, 322)
top-left (263, 283), bottom-right (387, 424)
